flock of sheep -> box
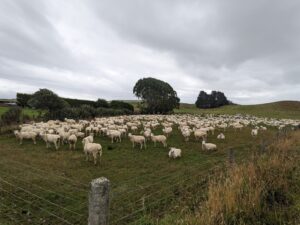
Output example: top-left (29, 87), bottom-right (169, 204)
top-left (13, 114), bottom-right (300, 165)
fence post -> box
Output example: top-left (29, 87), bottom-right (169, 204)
top-left (88, 177), bottom-right (110, 225)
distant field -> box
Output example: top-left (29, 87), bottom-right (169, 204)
top-left (175, 101), bottom-right (300, 119)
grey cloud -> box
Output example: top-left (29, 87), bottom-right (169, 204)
top-left (0, 0), bottom-right (299, 104)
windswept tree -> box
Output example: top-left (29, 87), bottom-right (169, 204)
top-left (28, 89), bottom-right (68, 112)
top-left (95, 98), bottom-right (109, 108)
top-left (133, 77), bottom-right (180, 114)
top-left (195, 90), bottom-right (229, 109)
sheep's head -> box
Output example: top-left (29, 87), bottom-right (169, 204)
top-left (14, 130), bottom-right (20, 137)
top-left (128, 133), bottom-right (132, 137)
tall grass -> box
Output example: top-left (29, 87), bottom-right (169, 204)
top-left (185, 131), bottom-right (300, 225)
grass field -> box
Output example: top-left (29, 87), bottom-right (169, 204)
top-left (175, 101), bottom-right (300, 119)
top-left (0, 124), bottom-right (280, 225)
top-left (0, 106), bottom-right (41, 118)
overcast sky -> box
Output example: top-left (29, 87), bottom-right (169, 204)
top-left (0, 0), bottom-right (300, 104)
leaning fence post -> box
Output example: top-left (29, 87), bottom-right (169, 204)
top-left (88, 177), bottom-right (110, 225)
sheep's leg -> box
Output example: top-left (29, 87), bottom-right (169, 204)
top-left (19, 138), bottom-right (22, 145)
top-left (93, 152), bottom-right (97, 165)
top-left (144, 141), bottom-right (146, 149)
top-left (85, 152), bottom-right (88, 161)
top-left (33, 138), bottom-right (36, 145)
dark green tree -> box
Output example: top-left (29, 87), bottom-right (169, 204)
top-left (195, 90), bottom-right (229, 109)
top-left (95, 98), bottom-right (109, 108)
top-left (133, 77), bottom-right (180, 114)
top-left (16, 93), bottom-right (32, 107)
top-left (28, 89), bottom-right (68, 112)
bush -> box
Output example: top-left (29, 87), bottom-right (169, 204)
top-left (95, 99), bottom-right (109, 108)
top-left (63, 98), bottom-right (97, 108)
top-left (16, 93), bottom-right (32, 107)
top-left (110, 100), bottom-right (134, 112)
top-left (0, 107), bottom-right (22, 125)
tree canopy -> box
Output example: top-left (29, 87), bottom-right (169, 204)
top-left (95, 98), bottom-right (109, 108)
top-left (195, 90), bottom-right (229, 109)
top-left (28, 89), bottom-right (68, 112)
top-left (133, 77), bottom-right (180, 114)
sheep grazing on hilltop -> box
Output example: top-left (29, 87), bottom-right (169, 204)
top-left (217, 133), bottom-right (225, 140)
top-left (202, 140), bottom-right (217, 151)
top-left (68, 134), bottom-right (77, 150)
top-left (168, 147), bottom-right (182, 159)
top-left (41, 133), bottom-right (61, 150)
top-left (251, 129), bottom-right (258, 137)
top-left (150, 133), bottom-right (167, 147)
top-left (14, 130), bottom-right (37, 145)
top-left (82, 138), bottom-right (102, 165)
top-left (128, 133), bottom-right (146, 149)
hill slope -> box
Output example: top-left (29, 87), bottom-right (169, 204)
top-left (175, 101), bottom-right (300, 119)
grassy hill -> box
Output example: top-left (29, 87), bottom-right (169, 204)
top-left (175, 101), bottom-right (300, 119)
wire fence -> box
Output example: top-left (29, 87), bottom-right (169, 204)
top-left (0, 129), bottom-right (287, 225)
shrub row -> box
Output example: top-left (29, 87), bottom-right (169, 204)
top-left (16, 93), bottom-right (134, 112)
top-left (44, 105), bottom-right (133, 121)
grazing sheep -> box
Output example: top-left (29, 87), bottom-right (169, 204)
top-left (202, 140), bottom-right (217, 151)
top-left (150, 133), bottom-right (167, 147)
top-left (217, 133), bottom-right (225, 140)
top-left (41, 133), bottom-right (61, 150)
top-left (251, 129), bottom-right (258, 137)
top-left (181, 129), bottom-right (192, 142)
top-left (82, 138), bottom-right (102, 165)
top-left (128, 133), bottom-right (146, 149)
top-left (68, 134), bottom-right (77, 150)
top-left (194, 129), bottom-right (207, 141)
top-left (168, 147), bottom-right (182, 159)
top-left (162, 127), bottom-right (172, 137)
top-left (14, 130), bottom-right (37, 145)
top-left (141, 129), bottom-right (151, 141)
top-left (107, 130), bottom-right (122, 143)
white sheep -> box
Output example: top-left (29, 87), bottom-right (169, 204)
top-left (82, 138), bottom-right (102, 165)
top-left (181, 129), bottom-right (192, 142)
top-left (168, 147), bottom-right (182, 159)
top-left (202, 140), bottom-right (217, 151)
top-left (68, 134), bottom-right (77, 150)
top-left (41, 133), bottom-right (61, 150)
top-left (128, 133), bottom-right (146, 149)
top-left (194, 129), bottom-right (207, 141)
top-left (150, 133), bottom-right (167, 147)
top-left (217, 133), bottom-right (225, 140)
top-left (107, 130), bottom-right (122, 143)
top-left (82, 134), bottom-right (94, 147)
top-left (162, 127), bottom-right (172, 137)
top-left (14, 130), bottom-right (37, 145)
top-left (251, 129), bottom-right (258, 137)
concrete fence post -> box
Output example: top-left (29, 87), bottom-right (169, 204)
top-left (88, 177), bottom-right (110, 225)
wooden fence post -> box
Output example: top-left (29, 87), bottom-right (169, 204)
top-left (88, 177), bottom-right (110, 225)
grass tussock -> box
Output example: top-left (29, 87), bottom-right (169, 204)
top-left (188, 131), bottom-right (300, 225)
